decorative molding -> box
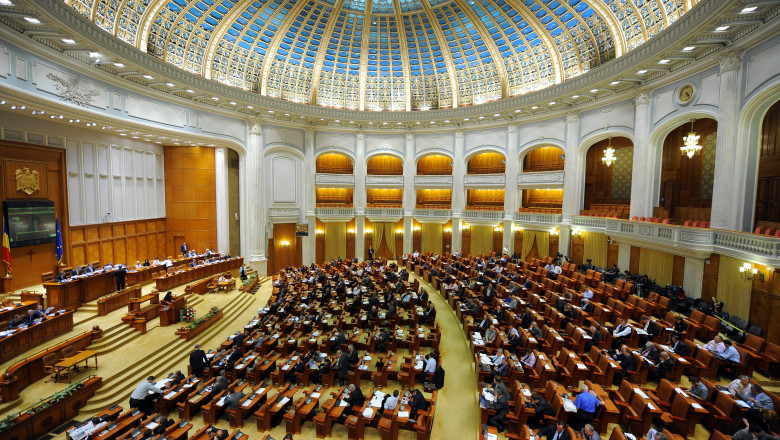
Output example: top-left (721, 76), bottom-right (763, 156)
top-left (634, 92), bottom-right (651, 106)
top-left (365, 175), bottom-right (404, 186)
top-left (517, 171), bottom-right (564, 187)
top-left (455, 130), bottom-right (464, 139)
top-left (719, 50), bottom-right (743, 74)
top-left (269, 208), bottom-right (300, 217)
top-left (507, 125), bottom-right (518, 133)
top-left (356, 132), bottom-right (365, 140)
top-left (414, 175), bottom-right (453, 186)
top-left (249, 120), bottom-right (263, 136)
top-left (566, 112), bottom-right (579, 123)
top-left (314, 173), bottom-right (355, 185)
top-left (406, 133), bottom-right (414, 142)
top-left (46, 73), bottom-right (101, 107)
top-left (464, 174), bottom-right (506, 186)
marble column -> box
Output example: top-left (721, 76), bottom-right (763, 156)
top-left (355, 132), bottom-right (366, 260)
top-left (302, 128), bottom-right (317, 266)
top-left (452, 130), bottom-right (466, 217)
top-left (557, 224), bottom-right (571, 259)
top-left (244, 120), bottom-right (267, 274)
top-left (215, 147), bottom-right (230, 254)
top-left (630, 91), bottom-right (653, 218)
top-left (404, 133), bottom-right (416, 217)
top-left (355, 215), bottom-right (365, 260)
top-left (452, 218), bottom-right (462, 254)
top-left (561, 112), bottom-right (581, 223)
top-left (683, 257), bottom-right (705, 299)
top-left (617, 243), bottom-right (631, 272)
top-left (711, 51), bottom-right (744, 230)
top-left (403, 216), bottom-right (413, 255)
top-left (504, 125), bottom-right (519, 252)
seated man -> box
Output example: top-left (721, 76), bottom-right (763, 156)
top-left (687, 376), bottom-right (709, 400)
top-left (703, 335), bottom-right (726, 354)
top-left (539, 421), bottom-right (571, 440)
top-left (611, 319), bottom-right (632, 350)
top-left (649, 351), bottom-right (674, 381)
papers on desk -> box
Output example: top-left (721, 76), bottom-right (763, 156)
top-left (647, 402), bottom-right (656, 410)
top-left (522, 388), bottom-right (532, 397)
top-left (278, 396), bottom-right (290, 406)
top-left (164, 391), bottom-right (177, 399)
top-left (242, 398), bottom-right (253, 407)
top-left (145, 422), bottom-right (159, 430)
top-left (577, 363), bottom-right (587, 370)
top-left (281, 365), bottom-right (290, 371)
top-left (362, 407), bottom-right (375, 418)
top-left (183, 383), bottom-right (193, 388)
top-left (359, 365), bottom-right (369, 371)
top-left (665, 327), bottom-right (674, 331)
top-left (736, 400), bottom-right (751, 408)
top-left (236, 364), bottom-right (244, 369)
top-left (634, 388), bottom-right (649, 399)
top-left (692, 402), bottom-right (705, 410)
top-left (555, 336), bottom-right (564, 341)
top-left (563, 399), bottom-right (577, 412)
top-left (217, 396), bottom-right (226, 406)
top-left (529, 338), bottom-right (537, 343)
top-left (482, 390), bottom-right (495, 402)
top-left (338, 399), bottom-right (349, 407)
top-left (583, 335), bottom-right (592, 340)
top-left (636, 329), bottom-right (648, 335)
top-left (398, 411), bottom-right (410, 418)
top-left (415, 361), bottom-right (424, 370)
top-left (479, 354), bottom-right (493, 366)
top-left (291, 355), bottom-right (299, 360)
top-left (311, 392), bottom-right (321, 399)
top-left (370, 392), bottom-right (386, 408)
top-left (487, 433), bottom-right (498, 440)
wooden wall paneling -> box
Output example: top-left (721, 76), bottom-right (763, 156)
top-left (550, 235), bottom-right (559, 258)
top-left (316, 219), bottom-right (326, 264)
top-left (316, 153), bottom-right (353, 174)
top-left (462, 227), bottom-right (471, 257)
top-left (523, 146), bottom-right (565, 172)
top-left (346, 218), bottom-right (356, 261)
top-left (493, 229), bottom-right (503, 254)
top-left (443, 220), bottom-right (452, 254)
top-left (467, 152), bottom-right (505, 174)
top-left (570, 237), bottom-right (584, 266)
top-left (412, 219), bottom-right (422, 253)
top-left (629, 246), bottom-right (641, 273)
top-left (416, 155), bottom-right (452, 175)
top-left (755, 100), bottom-right (780, 226)
top-left (701, 254), bottom-right (719, 303)
top-left (514, 230), bottom-right (523, 256)
top-left (583, 137), bottom-right (632, 209)
top-left (271, 223), bottom-right (298, 273)
top-left (67, 218), bottom-right (166, 267)
top-left (749, 265), bottom-right (774, 342)
top-left (366, 155), bottom-right (403, 175)
top-left (395, 219), bottom-right (403, 257)
top-left (672, 255), bottom-right (686, 286)
top-left (607, 243), bottom-right (619, 268)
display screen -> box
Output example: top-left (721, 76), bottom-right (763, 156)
top-left (3, 200), bottom-right (57, 248)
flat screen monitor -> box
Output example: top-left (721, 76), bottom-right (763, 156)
top-left (3, 200), bottom-right (57, 247)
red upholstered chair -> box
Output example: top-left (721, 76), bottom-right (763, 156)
top-left (684, 220), bottom-right (692, 226)
top-left (754, 226), bottom-right (763, 234)
top-left (775, 229), bottom-right (780, 237)
top-left (692, 221), bottom-right (700, 227)
top-left (765, 228), bottom-right (774, 235)
top-left (640, 217), bottom-right (646, 222)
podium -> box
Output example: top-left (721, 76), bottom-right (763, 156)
top-left (159, 296), bottom-right (186, 326)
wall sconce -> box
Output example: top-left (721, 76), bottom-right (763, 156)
top-left (494, 226), bottom-right (503, 232)
top-left (512, 224), bottom-right (523, 232)
top-left (739, 263), bottom-right (764, 282)
top-left (365, 228), bottom-right (373, 234)
top-left (347, 228), bottom-right (355, 236)
top-left (315, 229), bottom-right (324, 236)
top-left (550, 229), bottom-right (560, 236)
top-left (280, 240), bottom-right (291, 247)
top-left (461, 224), bottom-right (470, 230)
top-left (444, 227), bottom-right (452, 233)
top-left (572, 229), bottom-right (582, 238)
top-left (412, 226), bottom-right (421, 232)
top-left (396, 229), bottom-right (404, 235)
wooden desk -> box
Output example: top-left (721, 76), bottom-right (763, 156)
top-left (155, 258), bottom-right (243, 291)
top-left (284, 385), bottom-right (321, 434)
top-left (0, 301), bottom-right (38, 323)
top-left (55, 350), bottom-right (97, 383)
top-left (218, 279), bottom-right (236, 292)
top-left (0, 311), bottom-right (74, 363)
top-left (44, 270), bottom-right (117, 309)
top-left (97, 285), bottom-right (142, 316)
top-left (128, 292), bottom-right (159, 313)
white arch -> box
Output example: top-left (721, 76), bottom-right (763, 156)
top-left (365, 150), bottom-right (406, 164)
top-left (517, 141), bottom-right (566, 171)
top-left (577, 129), bottom-right (636, 157)
top-left (264, 144), bottom-right (306, 160)
top-left (414, 150), bottom-right (455, 162)
top-left (736, 83), bottom-right (780, 231)
top-left (648, 109), bottom-right (720, 149)
top-left (464, 146), bottom-right (507, 163)
top-left (315, 149), bottom-right (356, 162)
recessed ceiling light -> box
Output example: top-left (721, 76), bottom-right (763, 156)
top-left (397, 122), bottom-right (402, 125)
top-left (247, 105), bottom-right (254, 109)
top-left (610, 81), bottom-right (620, 85)
top-left (479, 116), bottom-right (484, 119)
top-left (165, 82), bottom-right (174, 87)
top-left (61, 38), bottom-right (75, 44)
top-left (572, 95), bottom-right (580, 99)
top-left (741, 6), bottom-right (757, 13)
top-left (682, 46), bottom-right (696, 52)
top-left (494, 113), bottom-right (500, 117)
top-left (416, 121), bottom-right (420, 124)
top-left (143, 75), bottom-right (153, 79)
top-left (335, 119), bottom-right (340, 122)
top-left (89, 52), bottom-right (100, 58)
top-left (229, 101), bottom-right (236, 105)
top-left (531, 106), bottom-right (538, 110)
top-left (382, 122), bottom-right (388, 125)
top-left (549, 101), bottom-right (556, 105)
top-left (464, 117), bottom-right (470, 120)
top-left (114, 63), bottom-right (126, 68)
top-left (590, 88), bottom-right (599, 93)
top-left (155, 141), bottom-right (162, 144)
top-left (119, 133), bottom-right (127, 136)
top-left (211, 97), bottom-right (219, 101)
top-left (185, 89), bottom-right (194, 93)
top-left (24, 17), bottom-right (40, 24)
top-left (267, 110), bottom-right (274, 113)
top-left (430, 121), bottom-right (436, 124)
top-left (715, 25), bottom-right (730, 31)
top-left (637, 70), bottom-right (647, 74)
top-left (444, 120), bottom-right (450, 123)
top-left (658, 59), bottom-right (670, 64)
top-left (0, 0), bottom-right (14, 6)
top-left (285, 113), bottom-right (290, 116)
top-left (132, 136), bottom-right (139, 139)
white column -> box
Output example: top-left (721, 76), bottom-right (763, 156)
top-left (630, 92), bottom-right (653, 218)
top-left (452, 130), bottom-right (466, 216)
top-left (557, 224), bottom-right (571, 259)
top-left (617, 243), bottom-right (631, 272)
top-left (403, 216), bottom-right (413, 255)
top-left (215, 147), bottom-right (230, 254)
top-left (356, 215), bottom-right (365, 260)
top-left (452, 218), bottom-right (462, 254)
top-left (711, 51), bottom-right (744, 231)
top-left (404, 134), bottom-right (415, 217)
top-left (561, 112), bottom-right (581, 223)
top-left (244, 120), bottom-right (267, 274)
top-left (302, 128), bottom-right (317, 265)
top-left (504, 125), bottom-right (519, 252)
top-left (683, 256), bottom-right (705, 299)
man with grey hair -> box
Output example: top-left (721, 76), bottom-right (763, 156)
top-left (189, 344), bottom-right (208, 377)
top-left (581, 424), bottom-right (602, 440)
top-left (572, 383), bottom-right (601, 430)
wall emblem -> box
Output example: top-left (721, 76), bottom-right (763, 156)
top-left (15, 167), bottom-right (40, 195)
top-left (47, 73), bottom-right (100, 107)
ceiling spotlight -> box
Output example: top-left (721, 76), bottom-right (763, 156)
top-left (185, 89), bottom-right (194, 93)
top-left (61, 38), bottom-right (76, 44)
top-left (229, 101), bottom-right (236, 105)
top-left (0, 100), bottom-right (5, 104)
top-left (610, 81), bottom-right (620, 85)
top-left (444, 120), bottom-right (450, 123)
top-left (549, 101), bottom-right (556, 105)
top-left (478, 116), bottom-right (484, 119)
top-left (715, 25), bottom-right (730, 31)
top-left (89, 52), bottom-right (100, 58)
top-left (247, 105), bottom-right (254, 109)
top-left (382, 122), bottom-right (388, 125)
top-left (572, 95), bottom-right (580, 99)
top-left (119, 133), bottom-right (127, 136)
top-left (464, 117), bottom-right (471, 120)
top-left (682, 46), bottom-right (696, 52)
top-left (23, 17), bottom-right (40, 24)
top-left (143, 75), bottom-right (154, 79)
top-left (165, 82), bottom-right (175, 87)
top-left (211, 97), bottom-right (219, 101)
top-left (494, 113), bottom-right (500, 117)
top-left (415, 121), bottom-right (420, 124)
top-left (267, 110), bottom-right (274, 113)
top-left (658, 59), bottom-right (671, 64)
top-left (0, 0), bottom-right (14, 6)
top-left (531, 106), bottom-right (538, 110)
top-left (637, 70), bottom-right (647, 74)
top-left (114, 63), bottom-right (125, 68)
top-left (590, 88), bottom-right (599, 93)
top-left (397, 122), bottom-right (402, 125)
top-left (741, 6), bottom-right (757, 13)
top-left (132, 136), bottom-right (139, 139)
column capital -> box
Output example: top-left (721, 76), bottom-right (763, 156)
top-left (455, 130), bottom-right (464, 139)
top-left (406, 133), bottom-right (414, 142)
top-left (507, 125), bottom-right (518, 133)
top-left (249, 119), bottom-right (263, 136)
top-left (566, 112), bottom-right (579, 124)
top-left (357, 132), bottom-right (365, 140)
top-left (719, 50), bottom-right (743, 74)
top-left (304, 127), bottom-right (315, 137)
top-left (634, 90), bottom-right (651, 106)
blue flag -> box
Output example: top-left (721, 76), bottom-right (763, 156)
top-left (55, 217), bottom-right (63, 263)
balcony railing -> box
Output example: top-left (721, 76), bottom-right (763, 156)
top-left (365, 208), bottom-right (404, 217)
top-left (514, 212), bottom-right (563, 224)
top-left (315, 173), bottom-right (355, 185)
top-left (315, 208), bottom-right (356, 220)
top-left (414, 209), bottom-right (453, 219)
top-left (572, 216), bottom-right (780, 267)
top-left (517, 170), bottom-right (565, 188)
top-left (463, 210), bottom-right (505, 220)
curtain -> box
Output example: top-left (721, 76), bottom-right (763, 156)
top-left (716, 255), bottom-right (752, 319)
top-left (522, 231), bottom-right (535, 260)
top-left (421, 223), bottom-right (443, 255)
top-left (384, 223), bottom-right (396, 256)
top-left (638, 248), bottom-right (674, 286)
top-left (324, 222), bottom-right (347, 261)
top-left (583, 232), bottom-right (608, 268)
top-left (521, 231), bottom-right (550, 259)
top-left (471, 226), bottom-right (494, 256)
top-left (373, 223), bottom-right (384, 256)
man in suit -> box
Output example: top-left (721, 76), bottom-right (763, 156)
top-left (83, 263), bottom-right (95, 275)
top-left (612, 319), bottom-right (632, 350)
top-left (331, 330), bottom-right (347, 352)
top-left (368, 246), bottom-right (374, 261)
top-left (334, 350), bottom-right (349, 386)
top-left (581, 424), bottom-right (602, 440)
top-left (232, 331), bottom-right (247, 349)
top-left (669, 334), bottom-right (689, 357)
top-left (223, 387), bottom-right (245, 413)
top-left (650, 351), bottom-right (675, 381)
top-left (638, 316), bottom-right (660, 347)
top-left (539, 421), bottom-right (571, 440)
top-left (189, 344), bottom-right (208, 377)
top-left (638, 341), bottom-right (660, 362)
top-left (115, 264), bottom-right (127, 291)
top-left (486, 387), bottom-right (510, 432)
top-left (519, 308), bottom-right (533, 329)
top-left (213, 375), bottom-right (229, 393)
top-left (409, 388), bottom-right (429, 420)
top-left (584, 325), bottom-right (603, 353)
top-left (477, 314), bottom-right (491, 331)
top-left (375, 329), bottom-right (390, 353)
top-left (529, 321), bottom-right (543, 339)
top-left (347, 344), bottom-right (359, 366)
top-left (343, 384), bottom-right (365, 415)
top-left (613, 345), bottom-right (637, 385)
top-left (581, 298), bottom-right (595, 313)
top-left (423, 303), bottom-right (436, 321)
top-left (530, 394), bottom-right (553, 428)
top-left (180, 242), bottom-right (187, 256)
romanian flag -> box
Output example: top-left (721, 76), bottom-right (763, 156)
top-left (55, 217), bottom-right (63, 264)
top-left (2, 221), bottom-right (10, 275)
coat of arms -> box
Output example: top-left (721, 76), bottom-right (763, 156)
top-left (15, 168), bottom-right (40, 195)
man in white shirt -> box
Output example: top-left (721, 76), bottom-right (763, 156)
top-left (383, 390), bottom-right (400, 412)
top-left (582, 289), bottom-right (594, 301)
top-left (424, 353), bottom-right (437, 374)
top-left (490, 348), bottom-right (506, 366)
top-left (412, 250), bottom-right (420, 259)
top-left (130, 376), bottom-right (165, 417)
top-left (152, 258), bottom-right (162, 267)
top-left (612, 319), bottom-right (632, 349)
top-left (703, 335), bottom-right (726, 354)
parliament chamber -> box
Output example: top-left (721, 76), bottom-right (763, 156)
top-left (0, 0), bottom-right (780, 439)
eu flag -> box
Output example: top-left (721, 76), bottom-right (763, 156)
top-left (55, 217), bottom-right (63, 263)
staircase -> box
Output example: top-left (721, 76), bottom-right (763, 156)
top-left (80, 290), bottom-right (257, 413)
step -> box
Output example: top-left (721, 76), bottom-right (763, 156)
top-left (80, 292), bottom-right (257, 412)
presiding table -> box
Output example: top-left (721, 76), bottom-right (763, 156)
top-left (154, 257), bottom-right (243, 291)
top-left (0, 311), bottom-right (74, 363)
top-left (54, 349), bottom-right (98, 383)
top-left (44, 270), bottom-right (117, 309)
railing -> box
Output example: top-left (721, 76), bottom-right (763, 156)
top-left (365, 208), bottom-right (404, 217)
top-left (572, 215), bottom-right (780, 266)
top-left (315, 208), bottom-right (356, 217)
top-left (514, 212), bottom-right (563, 224)
top-left (463, 210), bottom-right (504, 220)
top-left (314, 173), bottom-right (355, 185)
top-left (414, 209), bottom-right (453, 218)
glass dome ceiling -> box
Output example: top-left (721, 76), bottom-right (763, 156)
top-left (65, 0), bottom-right (697, 111)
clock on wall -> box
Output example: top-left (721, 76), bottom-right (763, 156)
top-left (678, 84), bottom-right (695, 104)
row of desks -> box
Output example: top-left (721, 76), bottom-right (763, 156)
top-left (154, 257), bottom-right (243, 291)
